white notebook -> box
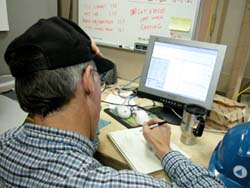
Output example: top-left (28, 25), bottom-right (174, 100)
top-left (107, 127), bottom-right (190, 174)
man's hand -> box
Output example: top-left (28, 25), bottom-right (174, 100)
top-left (143, 118), bottom-right (172, 159)
top-left (91, 38), bottom-right (103, 57)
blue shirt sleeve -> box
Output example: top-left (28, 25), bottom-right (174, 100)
top-left (162, 151), bottom-right (225, 188)
top-left (68, 151), bottom-right (224, 188)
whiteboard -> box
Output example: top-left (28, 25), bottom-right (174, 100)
top-left (0, 0), bottom-right (9, 31)
top-left (78, 0), bottom-right (200, 50)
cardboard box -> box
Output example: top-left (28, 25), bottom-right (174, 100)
top-left (206, 94), bottom-right (246, 131)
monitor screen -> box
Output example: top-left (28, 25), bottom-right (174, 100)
top-left (137, 36), bottom-right (227, 124)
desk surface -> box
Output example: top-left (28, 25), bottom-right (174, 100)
top-left (96, 80), bottom-right (225, 179)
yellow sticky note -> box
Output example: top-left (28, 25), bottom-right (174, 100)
top-left (169, 17), bottom-right (192, 32)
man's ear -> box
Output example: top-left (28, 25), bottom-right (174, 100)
top-left (81, 65), bottom-right (94, 95)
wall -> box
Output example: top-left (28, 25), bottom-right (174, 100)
top-left (196, 0), bottom-right (247, 93)
top-left (218, 0), bottom-right (247, 92)
top-left (99, 47), bottom-right (145, 81)
top-left (0, 0), bottom-right (57, 75)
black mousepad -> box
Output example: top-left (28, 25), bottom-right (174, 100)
top-left (104, 108), bottom-right (158, 128)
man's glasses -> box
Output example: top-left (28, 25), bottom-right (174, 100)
top-left (82, 65), bottom-right (107, 92)
top-left (93, 69), bottom-right (107, 92)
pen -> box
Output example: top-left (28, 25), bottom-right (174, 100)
top-left (139, 120), bottom-right (169, 132)
top-left (148, 120), bottom-right (169, 129)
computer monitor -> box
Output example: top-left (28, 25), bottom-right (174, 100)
top-left (137, 36), bottom-right (227, 125)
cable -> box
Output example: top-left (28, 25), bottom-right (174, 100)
top-left (170, 108), bottom-right (182, 120)
top-left (204, 0), bottom-right (217, 42)
top-left (139, 100), bottom-right (157, 109)
top-left (126, 95), bottom-right (137, 105)
top-left (101, 82), bottom-right (107, 93)
top-left (101, 100), bottom-right (137, 107)
top-left (232, 86), bottom-right (250, 100)
top-left (170, 107), bottom-right (183, 120)
top-left (204, 128), bottom-right (227, 134)
top-left (117, 75), bottom-right (141, 93)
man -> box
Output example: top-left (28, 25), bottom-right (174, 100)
top-left (0, 17), bottom-right (224, 187)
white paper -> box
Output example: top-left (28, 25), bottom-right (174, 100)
top-left (108, 127), bottom-right (190, 174)
top-left (0, 0), bottom-right (9, 31)
top-left (105, 92), bottom-right (136, 109)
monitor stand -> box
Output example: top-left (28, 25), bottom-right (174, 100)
top-left (148, 105), bottom-right (183, 125)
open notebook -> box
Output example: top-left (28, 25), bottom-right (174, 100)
top-left (107, 127), bottom-right (190, 174)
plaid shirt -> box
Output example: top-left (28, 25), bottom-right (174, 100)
top-left (0, 123), bottom-right (224, 188)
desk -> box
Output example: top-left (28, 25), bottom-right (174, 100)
top-left (96, 79), bottom-right (225, 179)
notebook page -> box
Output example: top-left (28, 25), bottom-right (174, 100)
top-left (108, 127), bottom-right (190, 174)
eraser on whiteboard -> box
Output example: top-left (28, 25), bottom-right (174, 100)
top-left (134, 43), bottom-right (148, 51)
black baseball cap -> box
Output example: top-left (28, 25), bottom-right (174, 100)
top-left (4, 16), bottom-right (114, 77)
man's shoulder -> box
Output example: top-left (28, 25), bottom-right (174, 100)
top-left (0, 126), bottom-right (22, 146)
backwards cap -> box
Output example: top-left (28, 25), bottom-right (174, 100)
top-left (4, 16), bottom-right (113, 77)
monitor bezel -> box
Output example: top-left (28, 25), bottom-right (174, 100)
top-left (138, 36), bottom-right (227, 110)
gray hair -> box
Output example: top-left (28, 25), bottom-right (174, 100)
top-left (15, 61), bottom-right (95, 117)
